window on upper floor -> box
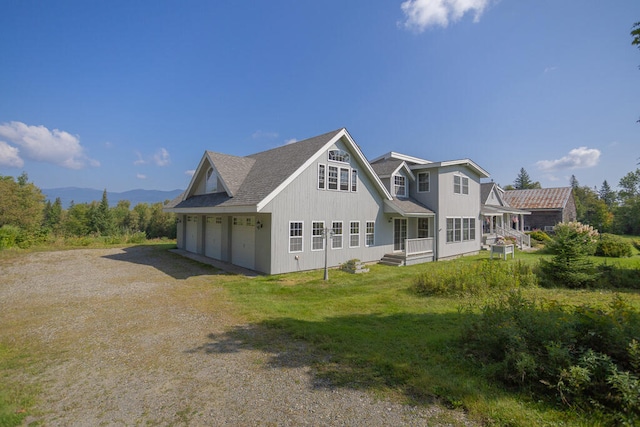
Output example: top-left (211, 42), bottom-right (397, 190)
top-left (394, 175), bottom-right (406, 197)
top-left (454, 175), bottom-right (469, 195)
top-left (351, 170), bottom-right (358, 192)
top-left (340, 168), bottom-right (349, 191)
top-left (206, 167), bottom-right (218, 193)
top-left (328, 165), bottom-right (338, 190)
top-left (328, 149), bottom-right (350, 163)
top-left (318, 163), bottom-right (357, 193)
top-left (318, 164), bottom-right (325, 189)
top-left (418, 172), bottom-right (430, 192)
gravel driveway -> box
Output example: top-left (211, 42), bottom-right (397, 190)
top-left (1, 246), bottom-right (472, 426)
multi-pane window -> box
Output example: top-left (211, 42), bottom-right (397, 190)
top-left (318, 164), bottom-right (325, 189)
top-left (454, 175), bottom-right (469, 194)
top-left (289, 222), bottom-right (303, 252)
top-left (447, 217), bottom-right (476, 243)
top-left (206, 168), bottom-right (218, 193)
top-left (418, 218), bottom-right (430, 238)
top-left (328, 149), bottom-right (350, 163)
top-left (331, 221), bottom-right (343, 249)
top-left (365, 221), bottom-right (375, 246)
top-left (312, 221), bottom-right (324, 251)
top-left (351, 170), bottom-right (358, 192)
top-left (328, 166), bottom-right (338, 190)
top-left (394, 175), bottom-right (406, 197)
top-left (349, 221), bottom-right (360, 247)
top-left (340, 168), bottom-right (349, 191)
top-left (418, 172), bottom-right (430, 192)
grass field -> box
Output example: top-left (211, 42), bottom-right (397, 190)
top-left (221, 247), bottom-right (640, 426)
top-left (2, 241), bottom-right (639, 426)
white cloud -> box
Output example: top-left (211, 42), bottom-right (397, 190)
top-left (153, 148), bottom-right (170, 166)
top-left (0, 121), bottom-right (99, 169)
top-left (136, 173), bottom-right (147, 180)
top-left (544, 66), bottom-right (558, 73)
top-left (133, 151), bottom-right (146, 165)
top-left (185, 169), bottom-right (196, 177)
top-left (0, 140), bottom-right (24, 167)
top-left (284, 138), bottom-right (298, 145)
top-left (400, 0), bottom-right (492, 31)
top-left (536, 147), bottom-right (601, 172)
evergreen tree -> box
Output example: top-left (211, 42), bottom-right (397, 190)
top-left (513, 168), bottom-right (541, 189)
top-left (598, 180), bottom-right (617, 208)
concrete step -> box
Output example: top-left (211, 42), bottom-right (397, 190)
top-left (379, 254), bottom-right (405, 267)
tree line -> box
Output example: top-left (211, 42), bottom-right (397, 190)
top-left (0, 173), bottom-right (176, 248)
top-left (507, 167), bottom-right (640, 235)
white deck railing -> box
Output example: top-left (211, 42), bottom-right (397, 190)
top-left (406, 237), bottom-right (434, 256)
top-left (495, 226), bottom-right (530, 249)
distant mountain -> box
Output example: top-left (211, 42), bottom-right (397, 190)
top-left (42, 187), bottom-right (184, 208)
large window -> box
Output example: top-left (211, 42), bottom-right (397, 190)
top-left (328, 166), bottom-right (338, 190)
top-left (312, 221), bottom-right (324, 251)
top-left (447, 217), bottom-right (476, 243)
top-left (349, 221), bottom-right (360, 248)
top-left (454, 175), bottom-right (469, 195)
top-left (318, 164), bottom-right (325, 189)
top-left (418, 218), bottom-right (430, 238)
top-left (206, 167), bottom-right (218, 193)
top-left (394, 175), bottom-right (406, 197)
top-left (365, 221), bottom-right (375, 246)
top-left (340, 168), bottom-right (349, 191)
top-left (331, 221), bottom-right (343, 249)
top-left (418, 172), bottom-right (430, 192)
top-left (289, 222), bottom-right (303, 252)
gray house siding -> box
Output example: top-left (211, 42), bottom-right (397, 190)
top-left (261, 142), bottom-right (392, 274)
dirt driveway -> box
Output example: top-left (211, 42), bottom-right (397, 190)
top-left (1, 246), bottom-right (470, 426)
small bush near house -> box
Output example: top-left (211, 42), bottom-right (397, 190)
top-left (412, 259), bottom-right (537, 297)
top-left (462, 292), bottom-right (640, 425)
top-left (528, 230), bottom-right (551, 243)
top-left (595, 234), bottom-right (633, 258)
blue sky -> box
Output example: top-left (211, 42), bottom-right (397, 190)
top-left (1, 0), bottom-right (639, 193)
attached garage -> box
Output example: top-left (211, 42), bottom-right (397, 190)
top-left (231, 216), bottom-right (255, 270)
top-left (185, 215), bottom-right (198, 253)
top-left (204, 216), bottom-right (222, 259)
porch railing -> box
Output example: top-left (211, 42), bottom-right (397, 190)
top-left (406, 237), bottom-right (434, 256)
top-left (495, 226), bottom-right (530, 249)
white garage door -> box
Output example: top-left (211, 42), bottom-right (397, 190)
top-left (185, 215), bottom-right (198, 253)
top-left (204, 216), bottom-right (222, 259)
top-left (232, 216), bottom-right (255, 270)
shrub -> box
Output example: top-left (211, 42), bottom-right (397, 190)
top-left (462, 292), bottom-right (640, 424)
top-left (528, 230), bottom-right (551, 242)
top-left (539, 222), bottom-right (599, 288)
top-left (596, 263), bottom-right (640, 289)
top-left (595, 234), bottom-right (633, 258)
top-left (0, 225), bottom-right (21, 249)
top-left (412, 260), bottom-right (537, 297)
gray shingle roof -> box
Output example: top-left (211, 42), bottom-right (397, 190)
top-left (370, 159), bottom-right (404, 177)
top-left (385, 197), bottom-right (434, 216)
top-left (503, 187), bottom-right (573, 210)
top-left (173, 128), bottom-right (344, 209)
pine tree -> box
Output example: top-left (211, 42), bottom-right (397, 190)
top-left (598, 180), bottom-right (617, 208)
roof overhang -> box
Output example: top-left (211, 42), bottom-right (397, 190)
top-left (384, 198), bottom-right (435, 217)
top-left (410, 159), bottom-right (490, 178)
top-left (481, 205), bottom-right (530, 216)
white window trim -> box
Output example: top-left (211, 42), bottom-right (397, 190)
top-left (328, 165), bottom-right (338, 190)
top-left (339, 167), bottom-right (350, 191)
top-left (289, 221), bottom-right (303, 253)
top-left (318, 164), bottom-right (326, 190)
top-left (446, 217), bottom-right (476, 243)
top-left (311, 221), bottom-right (324, 251)
top-left (417, 172), bottom-right (430, 193)
top-left (393, 174), bottom-right (407, 198)
top-left (349, 221), bottom-right (360, 248)
top-left (351, 169), bottom-right (358, 192)
top-left (454, 174), bottom-right (469, 195)
top-left (331, 221), bottom-right (343, 250)
top-left (328, 149), bottom-right (350, 164)
top-left (365, 221), bottom-right (375, 247)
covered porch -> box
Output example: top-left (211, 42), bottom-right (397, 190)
top-left (380, 198), bottom-right (435, 266)
top-left (481, 205), bottom-right (531, 249)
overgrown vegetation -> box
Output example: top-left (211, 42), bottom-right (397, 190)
top-left (595, 233), bottom-right (633, 258)
top-left (0, 173), bottom-right (176, 250)
top-left (462, 292), bottom-right (640, 425)
top-left (411, 259), bottom-right (537, 296)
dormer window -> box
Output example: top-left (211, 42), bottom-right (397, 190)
top-left (454, 174), bottom-right (469, 195)
top-left (328, 149), bottom-right (350, 163)
top-left (206, 167), bottom-right (218, 193)
top-left (394, 175), bottom-right (406, 197)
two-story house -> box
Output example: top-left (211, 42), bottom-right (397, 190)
top-left (164, 128), bottom-right (490, 274)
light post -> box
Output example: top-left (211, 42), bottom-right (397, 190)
top-left (323, 227), bottom-right (334, 281)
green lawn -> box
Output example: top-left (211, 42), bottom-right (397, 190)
top-left (221, 249), bottom-right (640, 426)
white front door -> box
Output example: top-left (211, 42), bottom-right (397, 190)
top-left (231, 216), bottom-right (255, 269)
top-left (204, 216), bottom-right (222, 259)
